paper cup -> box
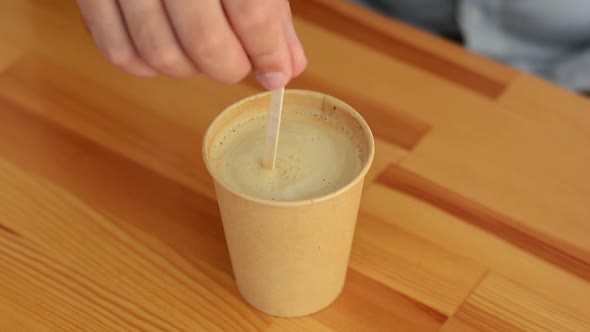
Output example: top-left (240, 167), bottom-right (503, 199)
top-left (203, 90), bottom-right (374, 317)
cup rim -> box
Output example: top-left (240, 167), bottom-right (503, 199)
top-left (202, 89), bottom-right (375, 207)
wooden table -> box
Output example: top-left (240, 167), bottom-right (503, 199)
top-left (1, 1), bottom-right (589, 331)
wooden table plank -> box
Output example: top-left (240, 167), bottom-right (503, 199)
top-left (293, 0), bottom-right (518, 86)
top-left (362, 184), bottom-right (590, 317)
top-left (0, 303), bottom-right (55, 332)
top-left (312, 269), bottom-right (445, 332)
top-left (440, 318), bottom-right (482, 332)
top-left (444, 273), bottom-right (590, 332)
top-left (396, 105), bottom-right (590, 265)
top-left (0, 55), bottom-right (221, 197)
top-left (0, 42), bottom-right (22, 73)
top-left (376, 165), bottom-right (590, 280)
top-left (498, 74), bottom-right (590, 130)
top-left (350, 213), bottom-right (486, 316)
top-left (267, 317), bottom-right (336, 332)
top-left (364, 138), bottom-right (408, 185)
top-left (291, 16), bottom-right (499, 116)
top-left (0, 156), bottom-right (269, 332)
top-left (291, 0), bottom-right (514, 98)
top-left (0, 96), bottom-right (230, 274)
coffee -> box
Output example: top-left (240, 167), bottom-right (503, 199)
top-left (209, 108), bottom-right (367, 201)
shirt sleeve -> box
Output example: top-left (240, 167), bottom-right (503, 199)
top-left (551, 46), bottom-right (590, 92)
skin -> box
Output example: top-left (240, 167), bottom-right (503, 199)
top-left (76, 0), bottom-right (308, 89)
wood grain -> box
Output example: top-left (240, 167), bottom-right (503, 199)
top-left (363, 138), bottom-right (408, 185)
top-left (349, 213), bottom-right (486, 316)
top-left (446, 273), bottom-right (590, 332)
top-left (0, 55), bottom-right (217, 197)
top-left (313, 269), bottom-right (446, 332)
top-left (0, 157), bottom-right (268, 331)
top-left (398, 103), bottom-right (590, 265)
top-left (0, 224), bottom-right (19, 237)
top-left (376, 165), bottom-right (590, 281)
top-left (361, 185), bottom-right (590, 318)
top-left (294, 0), bottom-right (518, 86)
top-left (290, 0), bottom-right (508, 98)
top-left (440, 318), bottom-right (482, 332)
top-left (1, 0), bottom-right (588, 330)
top-left (0, 42), bottom-right (21, 72)
top-left (266, 317), bottom-right (336, 332)
top-left (0, 94), bottom-right (232, 275)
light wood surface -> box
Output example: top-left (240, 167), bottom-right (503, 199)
top-left (1, 0), bottom-right (589, 331)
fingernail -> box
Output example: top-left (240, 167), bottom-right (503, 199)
top-left (256, 72), bottom-right (287, 90)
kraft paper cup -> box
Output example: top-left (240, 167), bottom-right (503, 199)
top-left (202, 90), bottom-right (374, 317)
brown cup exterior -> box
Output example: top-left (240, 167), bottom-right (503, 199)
top-left (203, 90), bottom-right (375, 317)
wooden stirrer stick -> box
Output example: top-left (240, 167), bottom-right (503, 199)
top-left (262, 87), bottom-right (285, 170)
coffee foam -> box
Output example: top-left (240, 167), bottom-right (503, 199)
top-left (209, 107), bottom-right (368, 201)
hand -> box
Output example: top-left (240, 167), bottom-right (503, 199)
top-left (77, 0), bottom-right (308, 89)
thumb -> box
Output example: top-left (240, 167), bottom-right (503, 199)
top-left (281, 0), bottom-right (307, 77)
top-left (222, 0), bottom-right (292, 89)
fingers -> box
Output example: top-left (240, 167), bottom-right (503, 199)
top-left (280, 0), bottom-right (308, 78)
top-left (162, 0), bottom-right (251, 84)
top-left (78, 0), bottom-right (307, 87)
top-left (222, 0), bottom-right (293, 89)
top-left (76, 0), bottom-right (157, 77)
top-left (117, 0), bottom-right (198, 77)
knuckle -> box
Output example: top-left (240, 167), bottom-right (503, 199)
top-left (189, 35), bottom-right (225, 60)
top-left (219, 65), bottom-right (250, 84)
top-left (143, 47), bottom-right (181, 71)
top-left (133, 21), bottom-right (186, 73)
top-left (203, 55), bottom-right (250, 84)
top-left (235, 5), bottom-right (270, 30)
top-left (250, 46), bottom-right (282, 63)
